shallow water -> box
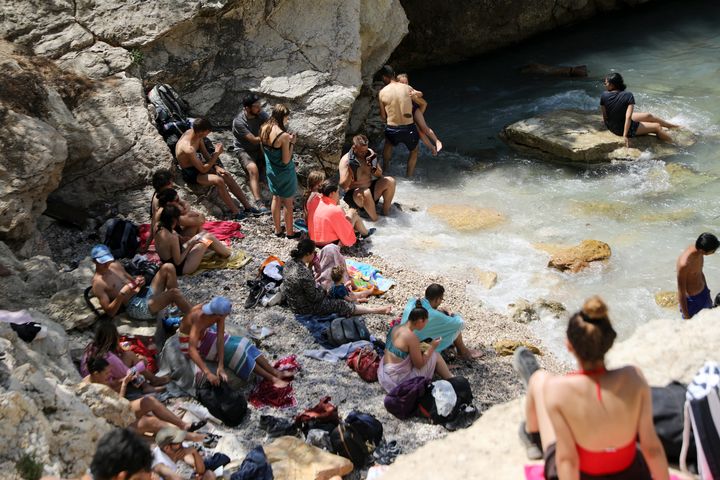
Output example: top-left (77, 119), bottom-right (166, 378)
top-left (371, 0), bottom-right (720, 357)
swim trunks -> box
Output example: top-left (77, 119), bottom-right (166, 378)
top-left (126, 287), bottom-right (155, 320)
top-left (685, 284), bottom-right (712, 318)
top-left (384, 124), bottom-right (419, 150)
top-left (180, 166), bottom-right (200, 185)
top-left (543, 442), bottom-right (651, 480)
top-left (342, 179), bottom-right (379, 211)
top-left (628, 120), bottom-right (639, 138)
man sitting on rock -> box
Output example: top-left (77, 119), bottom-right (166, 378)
top-left (339, 134), bottom-right (396, 221)
top-left (91, 244), bottom-right (190, 320)
top-left (378, 64), bottom-right (420, 176)
top-left (176, 117), bottom-right (258, 220)
top-left (400, 283), bottom-right (484, 360)
top-left (232, 94), bottom-right (270, 212)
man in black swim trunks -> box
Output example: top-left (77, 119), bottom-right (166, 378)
top-left (339, 134), bottom-right (396, 221)
top-left (378, 64), bottom-right (420, 177)
top-left (175, 118), bottom-right (257, 220)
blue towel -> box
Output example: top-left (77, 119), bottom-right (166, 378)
top-left (294, 313), bottom-right (338, 348)
top-left (400, 297), bottom-right (464, 352)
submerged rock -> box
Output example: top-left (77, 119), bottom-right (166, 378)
top-left (427, 204), bottom-right (505, 232)
top-left (655, 291), bottom-right (679, 309)
top-left (507, 299), bottom-right (538, 324)
top-left (501, 109), bottom-right (695, 164)
top-left (474, 269), bottom-right (498, 290)
top-left (546, 240), bottom-right (611, 273)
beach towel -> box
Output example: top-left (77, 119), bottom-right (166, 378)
top-left (249, 355), bottom-right (300, 409)
top-left (523, 465), bottom-right (683, 480)
top-left (304, 340), bottom-right (373, 363)
top-left (190, 249), bottom-right (251, 275)
top-left (378, 352), bottom-right (437, 394)
top-left (345, 259), bottom-right (395, 294)
top-left (138, 221), bottom-right (244, 249)
top-left (295, 313), bottom-right (339, 348)
top-left (400, 297), bottom-right (464, 352)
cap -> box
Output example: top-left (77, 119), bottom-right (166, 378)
top-left (155, 427), bottom-right (187, 447)
top-left (91, 244), bottom-right (114, 264)
top-left (202, 296), bottom-right (232, 316)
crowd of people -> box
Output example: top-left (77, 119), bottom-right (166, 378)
top-left (63, 65), bottom-right (710, 480)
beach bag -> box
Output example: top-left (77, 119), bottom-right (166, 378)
top-left (347, 346), bottom-right (379, 382)
top-left (345, 411), bottom-right (383, 449)
top-left (384, 376), bottom-right (431, 419)
top-left (418, 376), bottom-right (475, 427)
top-left (652, 381), bottom-right (696, 467)
top-left (103, 219), bottom-right (140, 259)
top-left (196, 382), bottom-right (248, 427)
top-left (294, 396), bottom-right (339, 434)
top-left (330, 422), bottom-right (371, 468)
top-left (326, 317), bottom-right (370, 347)
top-left (680, 362), bottom-right (720, 479)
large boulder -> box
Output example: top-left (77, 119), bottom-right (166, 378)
top-left (74, 382), bottom-right (136, 428)
top-left (541, 239), bottom-right (612, 273)
top-left (501, 109), bottom-right (695, 164)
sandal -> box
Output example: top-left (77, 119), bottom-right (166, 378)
top-left (188, 419), bottom-right (207, 432)
top-left (286, 231), bottom-right (302, 240)
top-left (203, 433), bottom-right (221, 449)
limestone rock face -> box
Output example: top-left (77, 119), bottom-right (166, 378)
top-left (74, 382), bottom-right (135, 428)
top-left (546, 239), bottom-right (611, 272)
top-left (501, 109), bottom-right (695, 164)
top-left (392, 0), bottom-right (656, 69)
top-left (427, 205), bottom-right (505, 232)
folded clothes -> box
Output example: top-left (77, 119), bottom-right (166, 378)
top-left (190, 250), bottom-right (251, 275)
top-left (304, 340), bottom-right (372, 363)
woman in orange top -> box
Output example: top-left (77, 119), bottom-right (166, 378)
top-left (307, 180), bottom-right (358, 247)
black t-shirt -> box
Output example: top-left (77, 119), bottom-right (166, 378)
top-left (600, 90), bottom-right (635, 136)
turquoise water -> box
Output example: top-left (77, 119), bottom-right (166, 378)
top-left (371, 0), bottom-right (720, 355)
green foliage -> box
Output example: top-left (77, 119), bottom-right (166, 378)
top-left (130, 48), bottom-right (144, 65)
top-left (16, 453), bottom-right (43, 480)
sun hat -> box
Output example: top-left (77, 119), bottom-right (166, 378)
top-left (202, 296), bottom-right (232, 316)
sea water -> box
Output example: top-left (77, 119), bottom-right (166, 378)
top-left (370, 0), bottom-right (720, 357)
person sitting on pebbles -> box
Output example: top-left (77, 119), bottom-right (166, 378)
top-left (400, 284), bottom-right (483, 360)
top-left (152, 427), bottom-right (216, 480)
top-left (179, 296), bottom-right (295, 388)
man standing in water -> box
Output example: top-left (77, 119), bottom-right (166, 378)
top-left (378, 64), bottom-right (420, 177)
top-left (677, 232), bottom-right (719, 319)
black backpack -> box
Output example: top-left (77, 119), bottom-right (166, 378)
top-left (326, 317), bottom-right (370, 347)
top-left (103, 219), bottom-right (139, 259)
top-left (148, 84), bottom-right (190, 134)
top-left (345, 411), bottom-right (383, 449)
top-left (330, 422), bottom-right (371, 469)
top-left (652, 381), bottom-right (696, 467)
top-left (418, 376), bottom-right (476, 427)
top-left (196, 382), bottom-right (248, 427)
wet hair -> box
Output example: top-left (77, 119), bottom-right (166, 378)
top-left (605, 72), bottom-right (626, 91)
top-left (87, 320), bottom-right (120, 358)
top-left (379, 64), bottom-right (395, 80)
top-left (331, 265), bottom-right (345, 283)
top-left (696, 232), bottom-right (719, 253)
top-left (396, 73), bottom-right (409, 83)
top-left (90, 428), bottom-right (152, 480)
top-left (425, 283), bottom-right (445, 302)
top-left (193, 117), bottom-right (212, 132)
top-left (152, 169), bottom-right (174, 191)
top-left (352, 134), bottom-right (369, 147)
top-left (408, 299), bottom-right (429, 323)
top-left (260, 104), bottom-right (290, 144)
top-left (87, 357), bottom-right (110, 375)
top-left (159, 204), bottom-right (181, 231)
top-left (320, 179), bottom-right (339, 197)
top-left (567, 296), bottom-right (617, 363)
top-left (242, 93), bottom-right (261, 108)
top-left (290, 238), bottom-right (316, 260)
top-left (157, 188), bottom-right (179, 207)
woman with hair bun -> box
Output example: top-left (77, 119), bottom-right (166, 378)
top-left (601, 72), bottom-right (679, 148)
top-left (514, 296), bottom-right (669, 479)
top-left (378, 299), bottom-right (453, 393)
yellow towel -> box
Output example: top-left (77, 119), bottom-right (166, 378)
top-left (190, 250), bottom-right (251, 275)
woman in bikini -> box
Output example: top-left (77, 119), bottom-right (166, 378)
top-left (378, 299), bottom-right (453, 393)
top-left (514, 296), bottom-right (669, 479)
top-left (154, 205), bottom-right (230, 276)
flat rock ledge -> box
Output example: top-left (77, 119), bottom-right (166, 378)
top-left (501, 109), bottom-right (696, 164)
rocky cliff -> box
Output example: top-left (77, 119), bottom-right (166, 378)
top-left (391, 0), bottom-right (653, 69)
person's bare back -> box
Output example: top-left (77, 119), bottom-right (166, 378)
top-left (175, 130), bottom-right (203, 169)
top-left (677, 245), bottom-right (706, 318)
top-left (379, 82), bottom-right (414, 126)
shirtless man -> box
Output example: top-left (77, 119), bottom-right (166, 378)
top-left (91, 244), bottom-right (190, 321)
top-left (677, 232), bottom-right (719, 319)
top-left (378, 64), bottom-right (420, 176)
top-left (339, 134), bottom-right (396, 221)
top-left (396, 73), bottom-right (442, 155)
top-left (175, 118), bottom-right (257, 220)
top-left (179, 297), bottom-right (294, 388)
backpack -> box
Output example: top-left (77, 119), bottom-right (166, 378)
top-left (147, 84), bottom-right (190, 135)
top-left (345, 411), bottom-right (383, 449)
top-left (103, 219), bottom-right (140, 259)
top-left (123, 258), bottom-right (159, 286)
top-left (384, 376), bottom-right (431, 419)
top-left (330, 422), bottom-right (371, 469)
top-left (347, 346), bottom-right (380, 382)
top-left (418, 376), bottom-right (476, 428)
top-left (196, 381), bottom-right (248, 427)
top-left (680, 362), bottom-right (720, 479)
top-left (326, 317), bottom-right (371, 347)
